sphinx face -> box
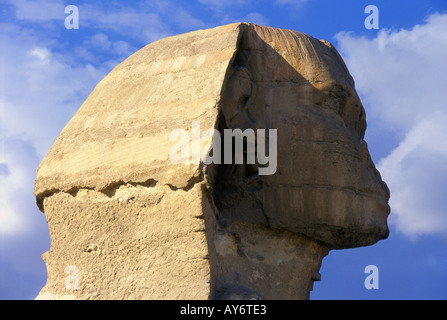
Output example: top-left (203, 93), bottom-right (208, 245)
top-left (261, 80), bottom-right (390, 249)
top-left (257, 49), bottom-right (391, 248)
top-left (217, 25), bottom-right (390, 249)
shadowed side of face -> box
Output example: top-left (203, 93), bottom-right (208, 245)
top-left (220, 25), bottom-right (390, 249)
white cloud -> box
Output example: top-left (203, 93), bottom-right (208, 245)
top-left (29, 47), bottom-right (52, 61)
top-left (171, 8), bottom-right (207, 30)
top-left (0, 136), bottom-right (40, 236)
top-left (7, 0), bottom-right (65, 21)
top-left (80, 4), bottom-right (171, 43)
top-left (378, 113), bottom-right (447, 238)
top-left (335, 13), bottom-right (447, 134)
top-left (335, 13), bottom-right (447, 238)
top-left (0, 202), bottom-right (21, 235)
top-left (0, 23), bottom-right (107, 156)
top-left (0, 22), bottom-right (107, 238)
top-left (72, 2), bottom-right (206, 44)
top-left (84, 33), bottom-right (113, 51)
top-left (242, 12), bottom-right (269, 26)
top-left (6, 0), bottom-right (206, 44)
top-left (0, 1), bottom-right (203, 240)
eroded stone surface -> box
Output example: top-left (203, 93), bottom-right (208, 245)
top-left (38, 184), bottom-right (210, 299)
top-left (35, 23), bottom-right (390, 300)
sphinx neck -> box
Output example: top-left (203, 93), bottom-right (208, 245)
top-left (209, 223), bottom-right (329, 300)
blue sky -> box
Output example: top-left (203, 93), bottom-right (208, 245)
top-left (1, 0), bottom-right (446, 300)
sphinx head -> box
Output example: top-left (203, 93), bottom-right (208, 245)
top-left (206, 24), bottom-right (390, 299)
top-left (210, 24), bottom-right (390, 249)
top-left (34, 23), bottom-right (390, 300)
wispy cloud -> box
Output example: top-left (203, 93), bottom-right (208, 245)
top-left (0, 135), bottom-right (41, 235)
top-left (5, 0), bottom-right (207, 43)
top-left (0, 0), bottom-right (210, 298)
top-left (198, 0), bottom-right (252, 10)
top-left (0, 0), bottom-right (208, 241)
top-left (0, 21), bottom-right (108, 240)
top-left (275, 0), bottom-right (309, 8)
top-left (335, 13), bottom-right (447, 238)
top-left (0, 23), bottom-right (107, 155)
top-left (5, 0), bottom-right (65, 21)
top-left (378, 113), bottom-right (447, 237)
top-left (242, 12), bottom-right (269, 26)
top-left (78, 3), bottom-right (171, 43)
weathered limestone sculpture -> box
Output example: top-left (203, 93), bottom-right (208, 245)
top-left (34, 23), bottom-right (390, 300)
